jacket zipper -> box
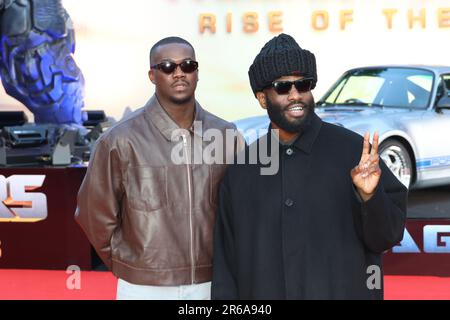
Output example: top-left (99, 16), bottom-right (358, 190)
top-left (182, 134), bottom-right (195, 284)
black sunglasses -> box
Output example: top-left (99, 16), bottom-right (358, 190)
top-left (151, 59), bottom-right (198, 74)
top-left (270, 78), bottom-right (314, 95)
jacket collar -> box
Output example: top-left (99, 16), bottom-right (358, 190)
top-left (292, 112), bottom-right (322, 154)
top-left (144, 95), bottom-right (206, 141)
top-left (269, 111), bottom-right (322, 154)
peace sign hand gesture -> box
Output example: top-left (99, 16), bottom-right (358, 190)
top-left (351, 132), bottom-right (382, 202)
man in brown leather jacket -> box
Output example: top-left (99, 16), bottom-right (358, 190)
top-left (75, 37), bottom-right (240, 299)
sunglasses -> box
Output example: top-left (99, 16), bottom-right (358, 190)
top-left (151, 59), bottom-right (199, 74)
top-left (270, 78), bottom-right (314, 95)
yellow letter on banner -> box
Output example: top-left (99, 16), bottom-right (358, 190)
top-left (382, 9), bottom-right (398, 29)
top-left (199, 14), bottom-right (216, 34)
top-left (226, 12), bottom-right (232, 33)
top-left (269, 11), bottom-right (283, 33)
top-left (312, 11), bottom-right (329, 31)
top-left (243, 12), bottom-right (259, 33)
top-left (408, 9), bottom-right (426, 29)
top-left (340, 10), bottom-right (353, 30)
top-left (438, 8), bottom-right (450, 28)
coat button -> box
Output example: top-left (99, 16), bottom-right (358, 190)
top-left (285, 198), bottom-right (294, 207)
top-left (286, 148), bottom-right (294, 156)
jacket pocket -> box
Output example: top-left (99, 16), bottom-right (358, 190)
top-left (126, 166), bottom-right (168, 212)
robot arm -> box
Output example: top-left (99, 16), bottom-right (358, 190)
top-left (0, 0), bottom-right (85, 125)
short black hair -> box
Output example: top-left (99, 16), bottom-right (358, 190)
top-left (150, 36), bottom-right (195, 65)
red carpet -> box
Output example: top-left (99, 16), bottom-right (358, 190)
top-left (0, 269), bottom-right (117, 300)
top-left (0, 270), bottom-right (449, 300)
top-left (384, 275), bottom-right (450, 300)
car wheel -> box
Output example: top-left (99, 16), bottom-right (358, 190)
top-left (379, 140), bottom-right (413, 189)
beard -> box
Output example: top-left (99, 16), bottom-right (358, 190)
top-left (169, 94), bottom-right (194, 105)
top-left (266, 94), bottom-right (316, 134)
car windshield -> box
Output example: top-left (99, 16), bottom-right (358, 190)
top-left (320, 67), bottom-right (434, 109)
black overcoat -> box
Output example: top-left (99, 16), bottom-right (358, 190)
top-left (211, 113), bottom-right (407, 300)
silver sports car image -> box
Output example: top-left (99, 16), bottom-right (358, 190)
top-left (235, 66), bottom-right (450, 189)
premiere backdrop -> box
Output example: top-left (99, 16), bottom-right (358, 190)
top-left (1, 0), bottom-right (449, 122)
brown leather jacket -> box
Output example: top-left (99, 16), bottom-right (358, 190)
top-left (75, 95), bottom-right (241, 286)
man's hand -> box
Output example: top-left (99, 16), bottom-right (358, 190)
top-left (351, 132), bottom-right (382, 202)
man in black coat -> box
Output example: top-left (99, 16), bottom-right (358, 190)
top-left (211, 34), bottom-right (407, 300)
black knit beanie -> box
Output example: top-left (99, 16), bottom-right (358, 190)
top-left (248, 33), bottom-right (317, 96)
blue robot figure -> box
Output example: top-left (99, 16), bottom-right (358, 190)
top-left (0, 0), bottom-right (85, 125)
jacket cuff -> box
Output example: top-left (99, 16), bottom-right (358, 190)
top-left (360, 183), bottom-right (385, 216)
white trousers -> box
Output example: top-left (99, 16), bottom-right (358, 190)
top-left (116, 278), bottom-right (211, 300)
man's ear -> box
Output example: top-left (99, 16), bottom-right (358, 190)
top-left (148, 70), bottom-right (156, 84)
top-left (256, 92), bottom-right (267, 110)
